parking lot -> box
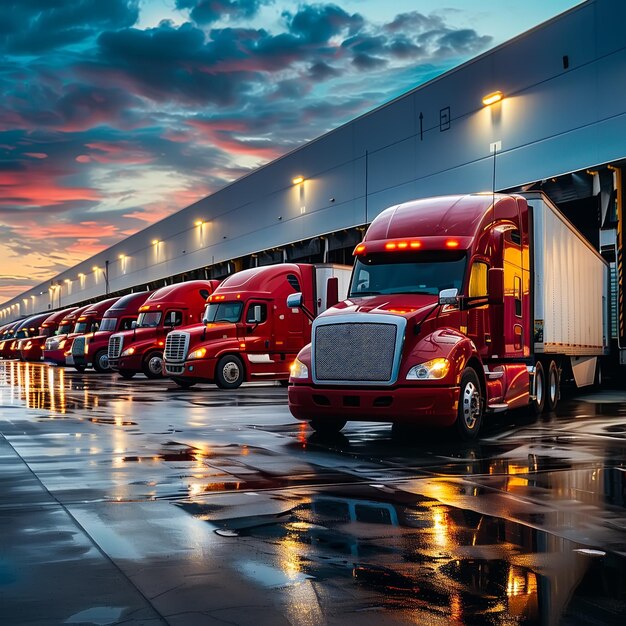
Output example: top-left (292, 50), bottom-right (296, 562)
top-left (1, 360), bottom-right (625, 625)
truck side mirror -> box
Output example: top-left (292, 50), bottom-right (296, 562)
top-left (438, 288), bottom-right (459, 306)
top-left (488, 268), bottom-right (504, 304)
top-left (325, 277), bottom-right (339, 309)
top-left (286, 293), bottom-right (303, 308)
top-left (130, 320), bottom-right (137, 329)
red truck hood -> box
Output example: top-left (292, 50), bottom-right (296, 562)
top-left (319, 294), bottom-right (439, 321)
top-left (183, 322), bottom-right (237, 345)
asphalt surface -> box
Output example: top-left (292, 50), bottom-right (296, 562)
top-left (1, 360), bottom-right (625, 625)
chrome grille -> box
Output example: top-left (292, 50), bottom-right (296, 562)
top-left (165, 364), bottom-right (184, 375)
top-left (108, 335), bottom-right (123, 360)
top-left (72, 336), bottom-right (86, 357)
top-left (165, 332), bottom-right (189, 363)
top-left (313, 318), bottom-right (404, 385)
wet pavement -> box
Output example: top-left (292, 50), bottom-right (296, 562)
top-left (1, 361), bottom-right (626, 625)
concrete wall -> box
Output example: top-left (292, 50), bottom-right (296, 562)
top-left (3, 0), bottom-right (625, 323)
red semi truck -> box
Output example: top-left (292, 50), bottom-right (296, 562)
top-left (44, 298), bottom-right (119, 365)
top-left (1, 313), bottom-right (51, 360)
top-left (43, 305), bottom-right (91, 364)
top-left (20, 307), bottom-right (78, 362)
top-left (70, 291), bottom-right (150, 372)
top-left (163, 263), bottom-right (351, 389)
top-left (108, 280), bottom-right (219, 379)
top-left (0, 320), bottom-right (25, 359)
top-left (288, 192), bottom-right (609, 439)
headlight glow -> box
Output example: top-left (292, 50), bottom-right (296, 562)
top-left (121, 347), bottom-right (136, 356)
top-left (407, 357), bottom-right (450, 380)
top-left (188, 347), bottom-right (207, 359)
top-left (290, 358), bottom-right (309, 379)
top-left (58, 340), bottom-right (66, 350)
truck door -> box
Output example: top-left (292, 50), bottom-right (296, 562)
top-left (243, 301), bottom-right (272, 352)
top-left (502, 228), bottom-right (529, 358)
top-left (467, 259), bottom-right (491, 356)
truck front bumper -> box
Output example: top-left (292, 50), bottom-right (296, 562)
top-left (116, 353), bottom-right (142, 372)
top-left (288, 384), bottom-right (460, 426)
top-left (165, 358), bottom-right (217, 381)
top-left (43, 349), bottom-right (66, 365)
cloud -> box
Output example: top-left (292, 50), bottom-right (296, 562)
top-left (176, 0), bottom-right (267, 25)
top-left (0, 0), bottom-right (140, 55)
top-left (284, 4), bottom-right (364, 43)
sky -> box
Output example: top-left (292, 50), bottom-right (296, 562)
top-left (0, 0), bottom-right (581, 306)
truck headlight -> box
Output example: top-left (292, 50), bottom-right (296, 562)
top-left (290, 358), bottom-right (309, 379)
top-left (121, 347), bottom-right (136, 356)
top-left (188, 347), bottom-right (207, 359)
top-left (58, 339), bottom-right (66, 350)
top-left (407, 357), bottom-right (450, 380)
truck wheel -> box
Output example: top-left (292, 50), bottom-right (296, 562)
top-left (92, 349), bottom-right (110, 373)
top-left (455, 368), bottom-right (483, 440)
top-left (172, 376), bottom-right (196, 389)
top-left (545, 360), bottom-right (559, 412)
top-left (118, 369), bottom-right (135, 380)
top-left (309, 418), bottom-right (346, 435)
top-left (215, 355), bottom-right (245, 389)
top-left (530, 361), bottom-right (546, 415)
top-left (142, 351), bottom-right (164, 379)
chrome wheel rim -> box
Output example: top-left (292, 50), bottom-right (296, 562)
top-left (536, 369), bottom-right (544, 405)
top-left (98, 353), bottom-right (109, 370)
top-left (222, 361), bottom-right (240, 384)
top-left (462, 381), bottom-right (480, 430)
top-left (148, 355), bottom-right (162, 375)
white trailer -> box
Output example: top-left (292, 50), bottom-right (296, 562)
top-left (526, 192), bottom-right (609, 386)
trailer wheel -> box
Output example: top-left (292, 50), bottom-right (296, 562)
top-left (545, 360), bottom-right (559, 412)
top-left (172, 376), bottom-right (196, 389)
top-left (215, 355), bottom-right (245, 389)
top-left (118, 369), bottom-right (135, 380)
top-left (92, 349), bottom-right (110, 373)
top-left (309, 418), bottom-right (346, 435)
top-left (530, 361), bottom-right (546, 415)
top-left (142, 351), bottom-right (164, 379)
top-left (455, 368), bottom-right (483, 440)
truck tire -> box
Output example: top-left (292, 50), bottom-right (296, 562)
top-left (545, 360), bottom-right (559, 412)
top-left (215, 355), bottom-right (245, 389)
top-left (92, 349), bottom-right (110, 373)
top-left (455, 368), bottom-right (483, 440)
top-left (530, 361), bottom-right (546, 415)
top-left (172, 376), bottom-right (196, 389)
top-left (309, 418), bottom-right (346, 435)
top-left (118, 369), bottom-right (135, 380)
top-left (142, 351), bottom-right (164, 379)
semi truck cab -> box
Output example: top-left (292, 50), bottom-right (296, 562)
top-left (164, 263), bottom-right (351, 389)
top-left (288, 192), bottom-right (608, 439)
top-left (108, 280), bottom-right (219, 379)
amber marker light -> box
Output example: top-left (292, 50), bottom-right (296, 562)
top-left (446, 240), bottom-right (460, 248)
top-left (292, 176), bottom-right (304, 185)
top-left (354, 244), bottom-right (366, 254)
top-left (410, 241), bottom-right (422, 248)
top-left (482, 90), bottom-right (503, 106)
top-left (397, 241), bottom-right (408, 249)
top-left (385, 242), bottom-right (397, 250)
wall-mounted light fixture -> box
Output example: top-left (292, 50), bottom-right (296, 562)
top-left (152, 239), bottom-right (160, 245)
top-left (292, 176), bottom-right (304, 185)
top-left (482, 90), bottom-right (503, 106)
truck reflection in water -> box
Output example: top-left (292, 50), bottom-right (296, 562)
top-left (180, 483), bottom-right (625, 625)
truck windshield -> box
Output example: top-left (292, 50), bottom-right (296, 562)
top-left (350, 251), bottom-right (467, 296)
top-left (73, 321), bottom-right (91, 334)
top-left (41, 327), bottom-right (54, 338)
top-left (137, 311), bottom-right (162, 328)
top-left (203, 302), bottom-right (243, 323)
top-left (57, 323), bottom-right (72, 335)
top-left (99, 318), bottom-right (117, 332)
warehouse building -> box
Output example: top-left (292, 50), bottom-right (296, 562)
top-left (2, 0), bottom-right (625, 356)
